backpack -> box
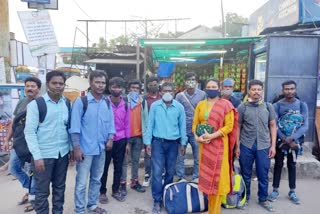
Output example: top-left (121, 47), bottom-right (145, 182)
top-left (276, 100), bottom-right (305, 150)
top-left (242, 101), bottom-right (273, 115)
top-left (221, 168), bottom-right (247, 209)
top-left (163, 180), bottom-right (208, 214)
top-left (12, 97), bottom-right (71, 163)
top-left (80, 96), bottom-right (111, 117)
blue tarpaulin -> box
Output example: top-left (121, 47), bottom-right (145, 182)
top-left (157, 62), bottom-right (176, 78)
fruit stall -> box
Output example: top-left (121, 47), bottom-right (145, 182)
top-left (139, 37), bottom-right (260, 94)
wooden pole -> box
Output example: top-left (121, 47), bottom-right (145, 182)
top-left (0, 0), bottom-right (10, 83)
top-left (86, 21), bottom-right (89, 54)
top-left (143, 46), bottom-right (147, 95)
top-left (136, 39), bottom-right (140, 80)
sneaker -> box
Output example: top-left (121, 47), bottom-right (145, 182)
top-left (99, 193), bottom-right (108, 204)
top-left (112, 191), bottom-right (125, 202)
top-left (259, 201), bottom-right (275, 212)
top-left (152, 202), bottom-right (161, 214)
top-left (268, 191), bottom-right (279, 202)
top-left (143, 174), bottom-right (150, 187)
top-left (88, 206), bottom-right (108, 214)
top-left (288, 191), bottom-right (301, 204)
top-left (131, 182), bottom-right (146, 193)
top-left (120, 183), bottom-right (127, 196)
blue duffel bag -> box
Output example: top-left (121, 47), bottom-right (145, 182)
top-left (163, 180), bottom-right (208, 214)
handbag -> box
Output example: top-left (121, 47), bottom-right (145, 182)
top-left (196, 124), bottom-right (214, 136)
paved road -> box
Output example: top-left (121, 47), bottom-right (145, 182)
top-left (0, 165), bottom-right (319, 214)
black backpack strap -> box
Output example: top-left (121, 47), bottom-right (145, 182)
top-left (80, 96), bottom-right (88, 117)
top-left (65, 98), bottom-right (71, 129)
top-left (104, 96), bottom-right (111, 109)
top-left (35, 97), bottom-right (47, 123)
top-left (142, 96), bottom-right (146, 110)
top-left (122, 96), bottom-right (128, 111)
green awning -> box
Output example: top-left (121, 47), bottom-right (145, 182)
top-left (140, 37), bottom-right (262, 63)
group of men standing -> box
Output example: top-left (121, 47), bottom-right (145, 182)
top-left (2, 69), bottom-right (308, 214)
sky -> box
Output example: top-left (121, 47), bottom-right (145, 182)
top-left (9, 0), bottom-right (268, 47)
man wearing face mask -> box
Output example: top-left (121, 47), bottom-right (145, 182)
top-left (144, 82), bottom-right (187, 214)
top-left (120, 79), bottom-right (148, 195)
top-left (142, 76), bottom-right (161, 187)
top-left (100, 77), bottom-right (130, 203)
top-left (221, 78), bottom-right (241, 108)
top-left (175, 72), bottom-right (205, 181)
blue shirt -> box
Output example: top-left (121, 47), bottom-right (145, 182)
top-left (175, 89), bottom-right (206, 135)
top-left (24, 93), bottom-right (71, 160)
top-left (144, 99), bottom-right (187, 145)
top-left (69, 93), bottom-right (115, 155)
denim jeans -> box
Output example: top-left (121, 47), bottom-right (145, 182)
top-left (273, 146), bottom-right (296, 189)
top-left (151, 137), bottom-right (179, 203)
top-left (32, 153), bottom-right (69, 214)
top-left (75, 152), bottom-right (106, 214)
top-left (144, 145), bottom-right (151, 177)
top-left (175, 134), bottom-right (199, 179)
top-left (100, 138), bottom-right (126, 194)
top-left (239, 143), bottom-right (270, 203)
top-left (121, 137), bottom-right (143, 182)
top-left (9, 149), bottom-right (35, 195)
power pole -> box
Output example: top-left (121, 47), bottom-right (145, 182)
top-left (0, 0), bottom-right (10, 83)
top-left (221, 0), bottom-right (226, 38)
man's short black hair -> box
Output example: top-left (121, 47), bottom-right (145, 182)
top-left (25, 77), bottom-right (42, 88)
top-left (89, 70), bottom-right (108, 83)
top-left (147, 76), bottom-right (159, 84)
top-left (109, 77), bottom-right (125, 88)
top-left (248, 79), bottom-right (264, 89)
top-left (46, 71), bottom-right (66, 83)
top-left (161, 82), bottom-right (175, 91)
top-left (185, 72), bottom-right (196, 80)
top-left (205, 78), bottom-right (220, 88)
top-left (282, 80), bottom-right (297, 88)
top-left (127, 79), bottom-right (141, 89)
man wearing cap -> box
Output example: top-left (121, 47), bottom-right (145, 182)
top-left (221, 78), bottom-right (241, 108)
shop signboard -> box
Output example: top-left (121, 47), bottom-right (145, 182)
top-left (21, 0), bottom-right (50, 3)
top-left (300, 0), bottom-right (320, 23)
top-left (18, 10), bottom-right (59, 57)
top-left (28, 0), bottom-right (58, 10)
top-left (249, 0), bottom-right (320, 36)
top-left (248, 0), bottom-right (300, 36)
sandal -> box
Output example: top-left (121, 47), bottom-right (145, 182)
top-left (259, 201), bottom-right (275, 212)
top-left (24, 201), bottom-right (35, 213)
top-left (18, 193), bottom-right (29, 205)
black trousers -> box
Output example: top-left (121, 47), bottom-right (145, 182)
top-left (272, 147), bottom-right (296, 189)
top-left (32, 153), bottom-right (69, 214)
top-left (100, 138), bottom-right (126, 194)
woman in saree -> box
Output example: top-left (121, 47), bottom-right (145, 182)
top-left (192, 78), bottom-right (238, 214)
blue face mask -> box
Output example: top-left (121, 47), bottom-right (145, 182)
top-left (205, 89), bottom-right (220, 99)
top-left (128, 91), bottom-right (140, 109)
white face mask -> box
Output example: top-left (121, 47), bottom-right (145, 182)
top-left (185, 80), bottom-right (197, 89)
top-left (162, 92), bottom-right (173, 102)
top-left (221, 89), bottom-right (233, 96)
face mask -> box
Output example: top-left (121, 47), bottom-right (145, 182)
top-left (221, 89), bottom-right (233, 96)
top-left (110, 90), bottom-right (122, 97)
top-left (128, 91), bottom-right (140, 100)
top-left (162, 92), bottom-right (173, 102)
top-left (185, 80), bottom-right (197, 89)
top-left (206, 89), bottom-right (220, 99)
top-left (149, 86), bottom-right (159, 93)
top-left (248, 97), bottom-right (263, 107)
